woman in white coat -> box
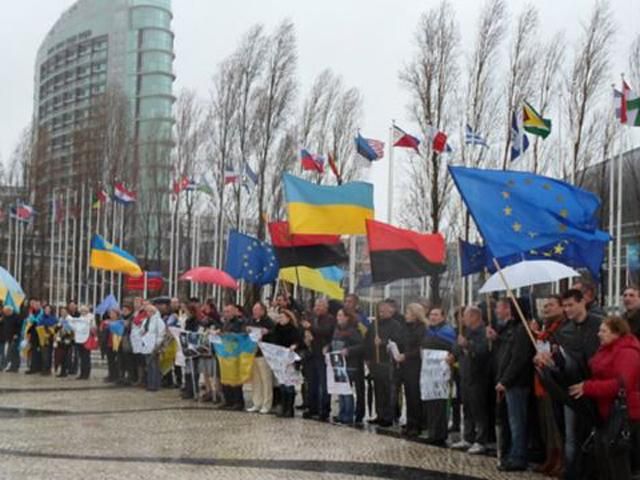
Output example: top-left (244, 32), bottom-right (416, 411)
top-left (140, 304), bottom-right (166, 391)
top-left (68, 305), bottom-right (95, 379)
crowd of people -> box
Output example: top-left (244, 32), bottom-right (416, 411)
top-left (1, 281), bottom-right (640, 480)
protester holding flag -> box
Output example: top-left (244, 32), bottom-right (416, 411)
top-left (117, 302), bottom-right (136, 385)
top-left (301, 298), bottom-right (336, 421)
top-left (363, 300), bottom-right (406, 428)
top-left (101, 308), bottom-right (122, 383)
top-left (219, 304), bottom-right (247, 410)
top-left (327, 308), bottom-right (363, 425)
top-left (246, 302), bottom-right (276, 414)
top-left (38, 304), bottom-right (58, 376)
top-left (24, 300), bottom-right (44, 375)
top-left (54, 307), bottom-right (74, 377)
top-left (396, 303), bottom-right (427, 439)
top-left (139, 304), bottom-right (166, 392)
top-left (271, 309), bottom-right (302, 418)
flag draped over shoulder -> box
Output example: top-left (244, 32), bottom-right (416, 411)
top-left (283, 173), bottom-right (374, 235)
top-left (90, 235), bottom-right (143, 277)
top-left (279, 266), bottom-right (344, 300)
top-left (212, 333), bottom-right (257, 386)
top-left (448, 166), bottom-right (611, 260)
top-left (268, 221), bottom-right (348, 269)
top-left (224, 231), bottom-right (279, 285)
top-left (366, 220), bottom-right (446, 283)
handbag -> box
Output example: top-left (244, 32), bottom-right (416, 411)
top-left (84, 332), bottom-right (99, 351)
top-left (600, 376), bottom-right (632, 451)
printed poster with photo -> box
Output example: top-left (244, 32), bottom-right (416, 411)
top-left (420, 349), bottom-right (451, 401)
top-left (325, 352), bottom-right (352, 396)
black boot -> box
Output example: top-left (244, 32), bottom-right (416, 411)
top-left (286, 390), bottom-right (295, 418)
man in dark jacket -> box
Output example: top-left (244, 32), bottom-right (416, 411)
top-left (362, 300), bottom-right (405, 427)
top-left (450, 306), bottom-right (491, 454)
top-left (536, 288), bottom-right (601, 480)
top-left (495, 299), bottom-right (536, 472)
top-left (344, 294), bottom-right (370, 424)
top-left (301, 298), bottom-right (336, 421)
top-left (572, 280), bottom-right (605, 318)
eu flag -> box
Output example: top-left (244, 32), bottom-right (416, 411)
top-left (449, 166), bottom-right (609, 259)
top-left (224, 230), bottom-right (279, 285)
top-left (459, 235), bottom-right (609, 279)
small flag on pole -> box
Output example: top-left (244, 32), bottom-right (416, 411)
top-left (464, 124), bottom-right (489, 148)
top-left (300, 149), bottom-right (325, 173)
top-left (392, 125), bottom-right (420, 153)
top-left (224, 165), bottom-right (240, 185)
top-left (113, 182), bottom-right (137, 205)
top-left (510, 112), bottom-right (530, 162)
top-left (355, 133), bottom-right (385, 162)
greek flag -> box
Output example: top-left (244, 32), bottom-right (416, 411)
top-left (464, 124), bottom-right (489, 148)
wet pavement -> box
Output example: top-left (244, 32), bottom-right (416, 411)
top-left (0, 369), bottom-right (543, 480)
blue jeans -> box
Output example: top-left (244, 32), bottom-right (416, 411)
top-left (145, 354), bottom-right (161, 391)
top-left (339, 394), bottom-right (355, 423)
top-left (505, 386), bottom-right (530, 466)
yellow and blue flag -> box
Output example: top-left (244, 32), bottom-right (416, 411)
top-left (279, 266), bottom-right (344, 300)
top-left (213, 333), bottom-right (257, 386)
top-left (90, 235), bottom-right (143, 277)
top-left (283, 173), bottom-right (374, 235)
top-left (449, 166), bottom-right (610, 260)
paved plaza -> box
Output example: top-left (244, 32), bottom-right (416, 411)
top-left (0, 368), bottom-right (545, 480)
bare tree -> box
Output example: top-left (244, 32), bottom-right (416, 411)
top-left (399, 0), bottom-right (460, 303)
top-left (629, 34), bottom-right (640, 89)
top-left (500, 4), bottom-right (539, 169)
top-left (252, 20), bottom-right (298, 241)
top-left (531, 33), bottom-right (565, 174)
top-left (566, 0), bottom-right (614, 185)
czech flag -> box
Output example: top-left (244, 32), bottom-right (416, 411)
top-left (300, 149), bottom-right (325, 173)
top-left (366, 219), bottom-right (446, 283)
top-left (90, 235), bottom-right (143, 277)
top-left (283, 173), bottom-right (374, 235)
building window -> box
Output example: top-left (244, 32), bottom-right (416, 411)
top-left (131, 7), bottom-right (171, 30)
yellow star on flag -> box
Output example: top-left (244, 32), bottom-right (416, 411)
top-left (559, 209), bottom-right (569, 218)
top-left (554, 243), bottom-right (566, 255)
top-left (503, 206), bottom-right (513, 216)
top-left (512, 222), bottom-right (522, 233)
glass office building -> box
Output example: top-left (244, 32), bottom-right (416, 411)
top-left (33, 0), bottom-right (175, 258)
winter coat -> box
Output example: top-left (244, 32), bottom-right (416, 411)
top-left (271, 322), bottom-right (301, 349)
top-left (497, 320), bottom-right (536, 389)
top-left (583, 334), bottom-right (640, 422)
top-left (424, 322), bottom-right (456, 351)
top-left (222, 316), bottom-right (245, 334)
top-left (308, 313), bottom-right (336, 356)
top-left (1, 313), bottom-right (21, 342)
top-left (553, 313), bottom-right (602, 383)
top-left (329, 324), bottom-right (363, 372)
top-left (69, 314), bottom-right (94, 344)
top-left (399, 320), bottom-right (426, 369)
top-left (362, 316), bottom-right (406, 365)
top-left (139, 312), bottom-right (166, 355)
top-left (624, 308), bottom-right (640, 340)
top-left (454, 324), bottom-right (491, 388)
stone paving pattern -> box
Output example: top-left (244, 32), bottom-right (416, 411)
top-left (0, 370), bottom-right (545, 480)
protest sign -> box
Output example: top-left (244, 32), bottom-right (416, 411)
top-left (259, 342), bottom-right (303, 386)
top-left (420, 349), bottom-right (451, 400)
top-left (325, 352), bottom-right (352, 395)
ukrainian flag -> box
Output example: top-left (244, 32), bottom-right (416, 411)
top-left (213, 333), bottom-right (257, 386)
top-left (279, 266), bottom-right (344, 300)
top-left (90, 235), bottom-right (143, 277)
top-left (283, 173), bottom-right (374, 235)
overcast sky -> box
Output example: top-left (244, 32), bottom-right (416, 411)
top-left (1, 0), bottom-right (637, 215)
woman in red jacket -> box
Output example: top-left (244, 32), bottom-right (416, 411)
top-left (569, 316), bottom-right (640, 480)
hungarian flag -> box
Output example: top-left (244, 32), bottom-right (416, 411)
top-left (268, 221), bottom-right (348, 269)
top-left (392, 125), bottom-right (420, 153)
top-left (366, 219), bottom-right (446, 283)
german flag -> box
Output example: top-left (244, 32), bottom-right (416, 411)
top-left (366, 220), bottom-right (446, 283)
top-left (268, 221), bottom-right (348, 269)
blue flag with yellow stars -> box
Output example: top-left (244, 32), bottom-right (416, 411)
top-left (449, 166), bottom-right (610, 260)
top-left (224, 230), bottom-right (279, 285)
top-left (459, 236), bottom-right (609, 279)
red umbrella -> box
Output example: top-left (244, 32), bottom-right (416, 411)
top-left (180, 267), bottom-right (239, 290)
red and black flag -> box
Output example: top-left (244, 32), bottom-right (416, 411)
top-left (366, 219), bottom-right (446, 283)
top-left (268, 221), bottom-right (348, 269)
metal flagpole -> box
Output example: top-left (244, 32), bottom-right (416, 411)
top-left (56, 193), bottom-right (63, 307)
top-left (110, 195), bottom-right (117, 295)
top-left (49, 189), bottom-right (56, 305)
top-left (6, 214), bottom-right (12, 273)
top-left (100, 198), bottom-right (108, 303)
top-left (63, 188), bottom-right (70, 304)
top-left (607, 124), bottom-right (616, 307)
top-left (143, 271), bottom-right (148, 299)
top-left (86, 190), bottom-right (93, 306)
top-left (175, 199), bottom-right (181, 298)
top-left (77, 184), bottom-right (85, 302)
top-left (190, 211), bottom-right (196, 297)
top-left (168, 195), bottom-right (175, 297)
top-left (384, 123), bottom-right (395, 300)
top-left (17, 219), bottom-right (23, 284)
top-left (71, 190), bottom-right (78, 303)
top-left (92, 202), bottom-right (100, 309)
top-left (348, 236), bottom-right (357, 294)
top-left (195, 215), bottom-right (201, 301)
top-left (118, 203), bottom-right (124, 299)
top-left (615, 127), bottom-right (625, 311)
